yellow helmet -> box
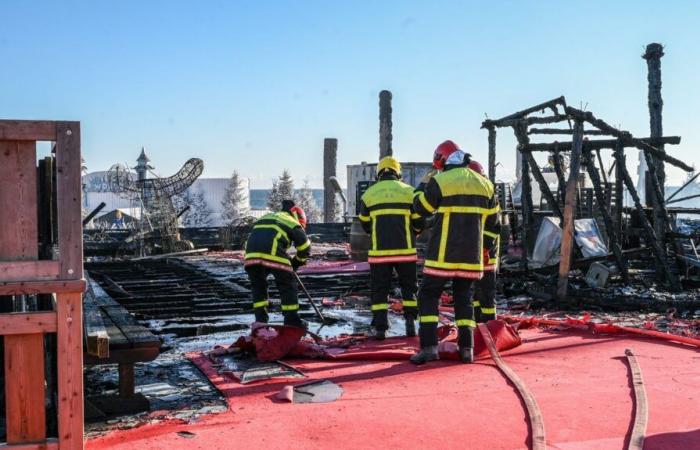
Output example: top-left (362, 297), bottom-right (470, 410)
top-left (377, 156), bottom-right (401, 176)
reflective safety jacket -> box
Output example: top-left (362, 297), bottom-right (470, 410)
top-left (358, 177), bottom-right (423, 263)
top-left (413, 166), bottom-right (500, 279)
top-left (244, 211), bottom-right (311, 272)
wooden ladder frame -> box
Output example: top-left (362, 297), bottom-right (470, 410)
top-left (0, 120), bottom-right (85, 450)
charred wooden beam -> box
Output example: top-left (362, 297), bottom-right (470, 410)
top-left (482, 96), bottom-right (566, 128)
top-left (514, 122), bottom-right (533, 270)
top-left (528, 128), bottom-right (608, 136)
top-left (666, 171), bottom-right (700, 202)
top-left (524, 136), bottom-right (680, 152)
top-left (613, 141), bottom-right (681, 290)
top-left (644, 43), bottom-right (666, 210)
top-left (667, 193), bottom-right (700, 205)
top-left (565, 107), bottom-right (693, 172)
top-left (487, 125), bottom-right (496, 182)
top-left (614, 141), bottom-right (625, 242)
top-left (557, 120), bottom-right (584, 299)
top-left (583, 148), bottom-right (629, 282)
top-left (323, 138), bottom-right (338, 223)
top-left (521, 148), bottom-right (562, 220)
top-left (379, 90), bottom-right (393, 158)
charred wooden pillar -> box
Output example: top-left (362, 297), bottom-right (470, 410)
top-left (643, 44), bottom-right (665, 217)
top-left (379, 90), bottom-right (393, 158)
top-left (614, 141), bottom-right (680, 290)
top-left (514, 122), bottom-right (533, 270)
top-left (323, 138), bottom-right (338, 223)
top-left (523, 149), bottom-right (562, 219)
top-left (614, 141), bottom-right (625, 244)
top-left (487, 125), bottom-right (496, 182)
top-left (557, 120), bottom-right (584, 299)
top-left (583, 148), bottom-right (629, 282)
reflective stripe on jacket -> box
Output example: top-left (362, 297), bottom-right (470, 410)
top-left (413, 166), bottom-right (499, 278)
top-left (244, 211), bottom-right (311, 271)
top-left (359, 178), bottom-right (422, 263)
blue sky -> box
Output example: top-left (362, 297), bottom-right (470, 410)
top-left (1, 1), bottom-right (698, 188)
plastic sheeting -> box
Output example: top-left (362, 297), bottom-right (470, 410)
top-left (532, 217), bottom-right (608, 265)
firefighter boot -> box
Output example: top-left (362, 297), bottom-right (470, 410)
top-left (410, 346), bottom-right (439, 365)
top-left (254, 308), bottom-right (269, 323)
top-left (369, 328), bottom-right (386, 340)
top-left (459, 327), bottom-right (474, 364)
top-left (283, 312), bottom-right (308, 330)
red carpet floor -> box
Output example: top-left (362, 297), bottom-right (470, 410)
top-left (88, 328), bottom-right (700, 450)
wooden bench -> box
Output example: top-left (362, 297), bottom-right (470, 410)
top-left (83, 276), bottom-right (160, 416)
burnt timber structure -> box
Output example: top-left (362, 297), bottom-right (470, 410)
top-left (0, 120), bottom-right (85, 449)
top-left (482, 90), bottom-right (693, 297)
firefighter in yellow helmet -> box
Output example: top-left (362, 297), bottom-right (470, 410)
top-left (358, 156), bottom-right (424, 339)
top-left (411, 141), bottom-right (500, 364)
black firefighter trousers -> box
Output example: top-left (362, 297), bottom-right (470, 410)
top-left (369, 261), bottom-right (418, 331)
top-left (245, 264), bottom-right (303, 327)
top-left (473, 270), bottom-right (497, 322)
top-left (417, 275), bottom-right (475, 349)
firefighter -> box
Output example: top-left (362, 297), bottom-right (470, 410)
top-left (244, 200), bottom-right (311, 328)
top-left (411, 141), bottom-right (500, 364)
top-left (467, 160), bottom-right (500, 323)
top-left (358, 156), bottom-right (423, 339)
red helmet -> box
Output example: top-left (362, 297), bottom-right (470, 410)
top-left (433, 140), bottom-right (460, 170)
top-left (468, 160), bottom-right (485, 177)
top-left (290, 205), bottom-right (307, 229)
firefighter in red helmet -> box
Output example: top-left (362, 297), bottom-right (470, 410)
top-left (411, 141), bottom-right (500, 364)
top-left (467, 160), bottom-right (500, 323)
top-left (244, 199), bottom-right (311, 328)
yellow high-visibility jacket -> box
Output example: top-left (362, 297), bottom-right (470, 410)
top-left (244, 211), bottom-right (311, 271)
top-left (413, 166), bottom-right (500, 279)
top-left (358, 176), bottom-right (423, 263)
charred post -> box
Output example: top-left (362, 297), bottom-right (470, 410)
top-left (643, 43), bottom-right (666, 238)
top-left (614, 142), bottom-right (681, 290)
top-left (323, 138), bottom-right (338, 223)
top-left (583, 148), bottom-right (629, 282)
top-left (487, 125), bottom-right (497, 182)
top-left (379, 90), bottom-right (393, 158)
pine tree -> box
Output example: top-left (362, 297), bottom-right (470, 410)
top-left (221, 171), bottom-right (248, 225)
top-left (278, 169), bottom-right (295, 202)
top-left (175, 189), bottom-right (213, 227)
top-left (267, 179), bottom-right (281, 211)
top-left (267, 170), bottom-right (295, 210)
top-left (295, 178), bottom-right (322, 223)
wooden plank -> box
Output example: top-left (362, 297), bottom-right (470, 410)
top-left (98, 312), bottom-right (130, 349)
top-left (0, 438), bottom-right (58, 450)
top-left (0, 141), bottom-right (38, 260)
top-left (56, 292), bottom-right (84, 449)
top-left (84, 347), bottom-right (159, 366)
top-left (0, 120), bottom-right (56, 141)
top-left (55, 122), bottom-right (83, 280)
top-left (557, 120), bottom-right (584, 299)
top-left (0, 261), bottom-right (60, 282)
top-left (4, 334), bottom-right (46, 443)
top-left (101, 305), bottom-right (159, 348)
top-left (0, 279), bottom-right (85, 296)
top-left (0, 311), bottom-right (57, 335)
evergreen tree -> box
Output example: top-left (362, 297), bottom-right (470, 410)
top-left (175, 189), bottom-right (213, 227)
top-left (267, 169), bottom-right (295, 210)
top-left (221, 171), bottom-right (248, 225)
top-left (267, 179), bottom-right (281, 211)
top-left (295, 178), bottom-right (322, 223)
top-left (278, 169), bottom-right (295, 202)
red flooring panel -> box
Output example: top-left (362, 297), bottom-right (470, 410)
top-left (88, 329), bottom-right (700, 450)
